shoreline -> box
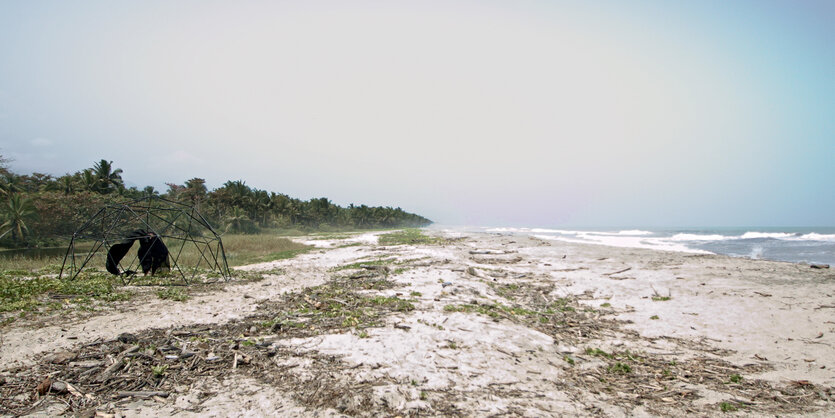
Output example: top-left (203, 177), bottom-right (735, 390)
top-left (1, 230), bottom-right (833, 416)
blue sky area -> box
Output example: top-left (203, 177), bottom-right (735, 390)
top-left (0, 0), bottom-right (832, 227)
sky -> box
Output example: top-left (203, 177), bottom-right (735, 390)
top-left (0, 0), bottom-right (832, 227)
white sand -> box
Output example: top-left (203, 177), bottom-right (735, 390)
top-left (1, 230), bottom-right (833, 416)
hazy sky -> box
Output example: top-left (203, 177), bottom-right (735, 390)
top-left (1, 0), bottom-right (832, 227)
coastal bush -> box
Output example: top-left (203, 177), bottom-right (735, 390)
top-left (378, 229), bottom-right (441, 246)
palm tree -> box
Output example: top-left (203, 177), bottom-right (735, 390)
top-left (57, 175), bottom-right (76, 195)
top-left (92, 159), bottom-right (124, 194)
top-left (0, 174), bottom-right (24, 197)
top-left (183, 178), bottom-right (208, 207)
top-left (224, 207), bottom-right (255, 233)
top-left (0, 194), bottom-right (37, 243)
top-left (79, 170), bottom-right (99, 192)
top-left (142, 186), bottom-right (159, 197)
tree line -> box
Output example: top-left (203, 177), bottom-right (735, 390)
top-left (0, 157), bottom-right (432, 247)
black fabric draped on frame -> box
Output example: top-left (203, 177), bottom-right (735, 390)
top-left (105, 229), bottom-right (170, 276)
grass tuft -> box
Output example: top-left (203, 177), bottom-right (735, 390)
top-left (378, 229), bottom-right (442, 246)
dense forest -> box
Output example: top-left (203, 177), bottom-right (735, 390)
top-left (0, 156), bottom-right (432, 247)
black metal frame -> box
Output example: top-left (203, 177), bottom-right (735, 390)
top-left (59, 196), bottom-right (230, 285)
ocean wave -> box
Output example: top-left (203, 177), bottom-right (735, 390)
top-left (533, 234), bottom-right (711, 254)
top-left (791, 233), bottom-right (835, 242)
top-left (485, 227), bottom-right (529, 233)
top-left (530, 228), bottom-right (584, 234)
top-left (740, 232), bottom-right (796, 240)
top-left (670, 233), bottom-right (729, 241)
top-left (614, 230), bottom-right (653, 236)
top-left (579, 230), bottom-right (654, 237)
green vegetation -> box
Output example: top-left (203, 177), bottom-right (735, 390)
top-left (719, 401), bottom-right (738, 412)
top-left (330, 257), bottom-right (396, 272)
top-left (219, 234), bottom-right (311, 266)
top-left (585, 347), bottom-right (614, 359)
top-left (261, 280), bottom-right (417, 335)
top-left (563, 355), bottom-right (575, 365)
top-left (608, 362), bottom-right (632, 374)
top-left (378, 229), bottom-right (441, 246)
top-left (729, 374), bottom-right (742, 383)
top-left (156, 287), bottom-right (189, 302)
top-left (652, 296), bottom-right (671, 302)
top-left (0, 272), bottom-right (131, 313)
top-left (0, 156), bottom-right (431, 248)
top-left (151, 364), bottom-right (169, 377)
top-left (650, 315), bottom-right (659, 320)
top-left (600, 302), bottom-right (611, 308)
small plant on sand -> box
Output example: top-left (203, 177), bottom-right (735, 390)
top-left (608, 362), bottom-right (632, 374)
top-left (410, 291), bottom-right (422, 297)
top-left (410, 379), bottom-right (418, 386)
top-left (152, 364), bottom-right (169, 377)
top-left (585, 347), bottom-right (613, 359)
top-left (420, 391), bottom-right (428, 400)
top-left (729, 374), bottom-right (742, 383)
top-left (719, 401), bottom-right (738, 412)
top-left (650, 315), bottom-right (659, 320)
top-left (600, 302), bottom-right (611, 308)
top-left (651, 286), bottom-right (671, 301)
top-left (563, 355), bottom-right (575, 365)
top-left (156, 287), bottom-right (188, 302)
top-left (358, 330), bottom-right (369, 339)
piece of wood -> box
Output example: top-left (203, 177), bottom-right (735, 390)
top-left (114, 391), bottom-right (169, 399)
top-left (96, 345), bottom-right (139, 383)
top-left (604, 267), bottom-right (631, 276)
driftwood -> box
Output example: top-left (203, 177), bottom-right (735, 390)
top-left (96, 345), bottom-right (139, 383)
top-left (114, 391), bottom-right (170, 399)
top-left (604, 267), bottom-right (632, 276)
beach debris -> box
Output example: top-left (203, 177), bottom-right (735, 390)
top-left (50, 381), bottom-right (68, 394)
top-left (36, 376), bottom-right (53, 395)
top-left (470, 255), bottom-right (523, 264)
top-left (604, 267), bottom-right (632, 276)
top-left (117, 333), bottom-right (137, 344)
top-left (114, 391), bottom-right (169, 399)
top-left (810, 264), bottom-right (830, 269)
top-left (360, 264), bottom-right (390, 273)
top-left (469, 250), bottom-right (517, 255)
top-left (46, 351), bottom-right (77, 364)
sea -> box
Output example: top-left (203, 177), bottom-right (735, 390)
top-left (444, 226), bottom-right (835, 265)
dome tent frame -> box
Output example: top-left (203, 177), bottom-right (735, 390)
top-left (59, 196), bottom-right (230, 285)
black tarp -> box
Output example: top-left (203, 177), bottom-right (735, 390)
top-left (105, 230), bottom-right (169, 276)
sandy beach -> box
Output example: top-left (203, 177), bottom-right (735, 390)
top-left (1, 230), bottom-right (834, 417)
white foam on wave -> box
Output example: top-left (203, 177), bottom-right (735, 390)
top-left (530, 228), bottom-right (585, 234)
top-left (796, 233), bottom-right (835, 242)
top-left (533, 233), bottom-right (711, 254)
top-left (485, 227), bottom-right (530, 233)
top-left (740, 232), bottom-right (795, 240)
top-left (614, 230), bottom-right (654, 236)
top-left (670, 233), bottom-right (729, 241)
